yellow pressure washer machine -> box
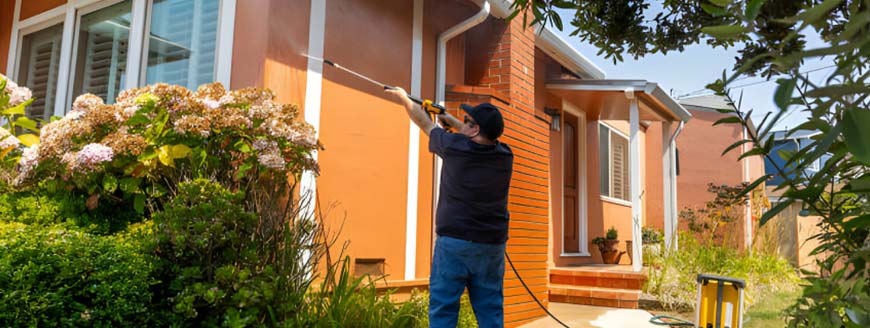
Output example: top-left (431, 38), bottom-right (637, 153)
top-left (650, 274), bottom-right (746, 328)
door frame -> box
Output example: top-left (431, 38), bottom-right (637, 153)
top-left (561, 100), bottom-right (590, 257)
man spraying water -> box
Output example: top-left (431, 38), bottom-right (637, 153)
top-left (386, 87), bottom-right (514, 328)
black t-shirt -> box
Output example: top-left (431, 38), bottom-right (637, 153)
top-left (429, 127), bottom-right (514, 244)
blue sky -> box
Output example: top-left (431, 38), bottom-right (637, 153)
top-left (551, 9), bottom-right (835, 131)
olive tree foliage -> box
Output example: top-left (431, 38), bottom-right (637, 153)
top-left (512, 1), bottom-right (869, 326)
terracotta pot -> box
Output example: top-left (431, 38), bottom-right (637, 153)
top-left (597, 239), bottom-right (624, 264)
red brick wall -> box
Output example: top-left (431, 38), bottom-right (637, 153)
top-left (448, 14), bottom-right (550, 327)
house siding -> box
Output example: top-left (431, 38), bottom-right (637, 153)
top-left (0, 0), bottom-right (13, 75)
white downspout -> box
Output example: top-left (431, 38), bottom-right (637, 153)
top-left (743, 127), bottom-right (752, 252)
top-left (432, 1), bottom-right (491, 244)
top-left (666, 121), bottom-right (685, 250)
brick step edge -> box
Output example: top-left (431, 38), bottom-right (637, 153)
top-left (549, 284), bottom-right (641, 301)
top-left (550, 274), bottom-right (646, 290)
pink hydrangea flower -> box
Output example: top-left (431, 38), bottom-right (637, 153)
top-left (76, 143), bottom-right (114, 168)
top-left (0, 135), bottom-right (20, 149)
top-left (18, 145), bottom-right (39, 177)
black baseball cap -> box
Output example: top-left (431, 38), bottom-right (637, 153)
top-left (460, 102), bottom-right (504, 140)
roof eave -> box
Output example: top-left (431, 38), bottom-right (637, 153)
top-left (487, 0), bottom-right (605, 80)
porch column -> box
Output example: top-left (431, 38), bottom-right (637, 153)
top-left (662, 121), bottom-right (677, 250)
top-left (628, 90), bottom-right (642, 272)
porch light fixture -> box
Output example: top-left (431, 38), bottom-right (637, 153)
top-left (544, 107), bottom-right (560, 131)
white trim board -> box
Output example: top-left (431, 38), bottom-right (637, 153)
top-left (560, 100), bottom-right (590, 257)
top-left (404, 0), bottom-right (423, 281)
top-left (300, 0), bottom-right (326, 220)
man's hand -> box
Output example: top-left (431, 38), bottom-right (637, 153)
top-left (385, 86), bottom-right (435, 135)
top-left (385, 87), bottom-right (414, 111)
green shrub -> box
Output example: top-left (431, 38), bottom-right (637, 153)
top-left (606, 226), bottom-right (618, 240)
top-left (0, 188), bottom-right (143, 234)
top-left (293, 258), bottom-right (428, 327)
top-left (644, 233), bottom-right (800, 311)
top-left (0, 222), bottom-right (158, 326)
top-left (409, 291), bottom-right (478, 328)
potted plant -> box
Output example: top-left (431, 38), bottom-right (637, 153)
top-left (642, 226), bottom-right (663, 255)
top-left (592, 227), bottom-right (624, 264)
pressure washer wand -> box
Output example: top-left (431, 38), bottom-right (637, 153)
top-left (303, 54), bottom-right (447, 115)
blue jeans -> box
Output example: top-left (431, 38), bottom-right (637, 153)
top-left (429, 235), bottom-right (506, 328)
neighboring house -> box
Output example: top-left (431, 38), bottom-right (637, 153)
top-left (762, 129), bottom-right (830, 273)
top-left (1, 0), bottom-right (690, 325)
top-left (765, 130), bottom-right (831, 186)
top-left (674, 95), bottom-right (766, 250)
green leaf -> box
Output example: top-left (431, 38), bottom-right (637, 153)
top-left (773, 78), bottom-right (796, 111)
top-left (708, 0), bottom-right (731, 6)
top-left (14, 116), bottom-right (38, 132)
top-left (843, 108), bottom-right (870, 164)
top-left (138, 150), bottom-right (158, 161)
top-left (843, 215), bottom-right (870, 233)
top-left (126, 114), bottom-right (150, 126)
top-left (18, 134), bottom-right (39, 147)
top-left (722, 139), bottom-right (751, 156)
top-left (804, 84), bottom-right (868, 98)
top-left (551, 11), bottom-right (563, 30)
top-left (713, 116), bottom-right (741, 126)
top-left (759, 199), bottom-right (792, 226)
top-left (236, 162), bottom-right (253, 180)
top-left (702, 3), bottom-right (727, 16)
top-left (847, 174), bottom-right (870, 192)
top-left (169, 144), bottom-right (191, 159)
top-left (134, 194), bottom-right (146, 214)
top-left (103, 175), bottom-right (118, 193)
top-left (1, 102), bottom-right (26, 115)
top-left (157, 146), bottom-right (174, 167)
top-left (776, 149), bottom-right (795, 162)
top-left (735, 174), bottom-right (771, 199)
top-left (745, 0), bottom-right (765, 20)
top-left (148, 183), bottom-right (168, 198)
top-left (738, 147), bottom-right (767, 161)
top-left (796, 0), bottom-right (844, 25)
top-left (701, 25), bottom-right (747, 40)
top-left (120, 177), bottom-right (142, 193)
top-left (714, 107), bottom-right (735, 114)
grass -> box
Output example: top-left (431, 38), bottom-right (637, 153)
top-left (743, 289), bottom-right (801, 328)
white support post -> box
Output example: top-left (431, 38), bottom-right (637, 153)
top-left (743, 127), bottom-right (752, 252)
top-left (662, 121), bottom-right (675, 250)
top-left (628, 89), bottom-right (642, 272)
top-left (404, 0), bottom-right (423, 281)
top-left (53, 5), bottom-right (76, 117)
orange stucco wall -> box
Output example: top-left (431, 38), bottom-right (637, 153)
top-left (231, 0), bottom-right (310, 107)
top-left (644, 122), bottom-right (666, 230)
top-left (19, 0), bottom-right (65, 20)
top-left (677, 110), bottom-right (746, 210)
top-left (0, 0), bottom-right (13, 75)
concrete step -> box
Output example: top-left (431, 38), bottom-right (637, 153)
top-left (549, 284), bottom-right (641, 309)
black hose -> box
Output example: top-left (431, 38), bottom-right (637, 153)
top-left (505, 251), bottom-right (570, 328)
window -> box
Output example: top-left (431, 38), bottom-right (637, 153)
top-left (10, 0), bottom-right (233, 113)
top-left (599, 123), bottom-right (630, 201)
top-left (72, 1), bottom-right (133, 103)
top-left (144, 0), bottom-right (221, 89)
top-left (17, 23), bottom-right (64, 121)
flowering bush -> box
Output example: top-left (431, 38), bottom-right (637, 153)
top-left (0, 74), bottom-right (38, 187)
top-left (12, 82), bottom-right (319, 215)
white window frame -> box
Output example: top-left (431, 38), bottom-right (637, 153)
top-left (6, 0), bottom-right (235, 118)
top-left (561, 101), bottom-right (590, 257)
top-left (10, 15), bottom-right (65, 121)
top-left (599, 122), bottom-right (632, 206)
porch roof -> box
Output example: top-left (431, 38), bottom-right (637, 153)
top-left (546, 79), bottom-right (692, 122)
